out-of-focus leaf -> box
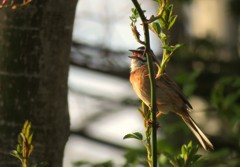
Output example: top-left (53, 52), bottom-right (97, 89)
top-left (123, 132), bottom-right (143, 141)
top-left (93, 160), bottom-right (113, 167)
top-left (72, 161), bottom-right (89, 167)
top-left (152, 22), bottom-right (161, 34)
top-left (168, 15), bottom-right (177, 30)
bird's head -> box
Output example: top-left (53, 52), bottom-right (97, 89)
top-left (129, 46), bottom-right (147, 72)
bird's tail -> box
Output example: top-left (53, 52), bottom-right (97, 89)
top-left (181, 113), bottom-right (214, 151)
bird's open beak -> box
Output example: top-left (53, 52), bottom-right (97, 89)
top-left (129, 49), bottom-right (137, 52)
top-left (128, 55), bottom-right (137, 59)
top-left (128, 49), bottom-right (138, 59)
top-left (129, 49), bottom-right (143, 53)
top-left (128, 49), bottom-right (144, 59)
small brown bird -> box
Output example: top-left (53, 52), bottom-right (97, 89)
top-left (129, 46), bottom-right (214, 151)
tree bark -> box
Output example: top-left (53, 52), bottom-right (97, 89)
top-left (0, 1), bottom-right (77, 167)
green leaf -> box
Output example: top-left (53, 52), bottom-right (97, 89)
top-left (163, 4), bottom-right (173, 27)
top-left (175, 43), bottom-right (182, 48)
top-left (163, 44), bottom-right (183, 53)
top-left (158, 3), bottom-right (177, 30)
top-left (10, 150), bottom-right (21, 160)
top-left (166, 4), bottom-right (174, 18)
top-left (32, 162), bottom-right (49, 167)
top-left (158, 16), bottom-right (166, 29)
top-left (93, 160), bottom-right (113, 167)
top-left (192, 154), bottom-right (202, 162)
top-left (123, 132), bottom-right (143, 140)
top-left (152, 22), bottom-right (161, 34)
top-left (162, 6), bottom-right (169, 21)
top-left (25, 122), bottom-right (31, 138)
top-left (130, 8), bottom-right (139, 23)
top-left (17, 145), bottom-right (22, 153)
top-left (187, 141), bottom-right (192, 148)
top-left (168, 15), bottom-right (177, 30)
top-left (181, 144), bottom-right (187, 155)
top-left (162, 45), bottom-right (173, 51)
top-left (131, 8), bottom-right (138, 16)
top-left (28, 145), bottom-right (34, 157)
top-left (159, 32), bottom-right (167, 40)
top-left (23, 120), bottom-right (29, 133)
top-left (171, 44), bottom-right (183, 52)
top-left (19, 133), bottom-right (26, 143)
top-left (73, 161), bottom-right (89, 167)
top-left (174, 43), bottom-right (183, 50)
top-left (190, 145), bottom-right (199, 156)
top-left (18, 133), bottom-right (23, 144)
top-left (28, 133), bottom-right (33, 144)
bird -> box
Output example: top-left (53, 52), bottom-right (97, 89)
top-left (129, 46), bottom-right (214, 151)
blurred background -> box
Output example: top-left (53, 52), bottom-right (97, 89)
top-left (63, 0), bottom-right (240, 166)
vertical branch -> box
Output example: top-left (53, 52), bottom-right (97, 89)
top-left (131, 0), bottom-right (158, 166)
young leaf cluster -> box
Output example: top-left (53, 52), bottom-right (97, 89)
top-left (130, 7), bottom-right (140, 24)
top-left (149, 1), bottom-right (183, 77)
top-left (130, 7), bottom-right (146, 45)
top-left (158, 4), bottom-right (178, 30)
top-left (164, 141), bottom-right (201, 167)
top-left (10, 121), bottom-right (34, 167)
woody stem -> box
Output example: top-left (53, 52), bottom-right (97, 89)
top-left (131, 0), bottom-right (158, 167)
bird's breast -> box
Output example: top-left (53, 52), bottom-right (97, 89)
top-left (130, 65), bottom-right (151, 106)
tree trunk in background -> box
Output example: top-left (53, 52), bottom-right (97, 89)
top-left (0, 1), bottom-right (77, 167)
top-left (189, 0), bottom-right (238, 60)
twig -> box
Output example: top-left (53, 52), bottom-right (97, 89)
top-left (131, 0), bottom-right (158, 166)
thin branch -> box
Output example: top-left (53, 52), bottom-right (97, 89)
top-left (131, 0), bottom-right (158, 166)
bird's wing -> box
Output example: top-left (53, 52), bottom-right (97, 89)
top-left (158, 73), bottom-right (193, 110)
